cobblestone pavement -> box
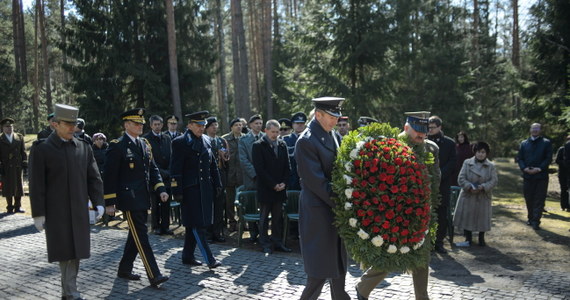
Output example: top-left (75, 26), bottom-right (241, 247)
top-left (1, 214), bottom-right (568, 300)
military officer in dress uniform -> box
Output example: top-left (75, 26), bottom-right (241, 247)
top-left (357, 116), bottom-right (379, 127)
top-left (104, 108), bottom-right (169, 288)
top-left (0, 118), bottom-right (27, 213)
top-left (295, 97), bottom-right (349, 300)
top-left (170, 111), bottom-right (222, 269)
top-left (336, 116), bottom-right (350, 136)
top-left (165, 115), bottom-right (182, 140)
top-left (284, 112), bottom-right (307, 191)
top-left (355, 111), bottom-right (441, 300)
top-left (36, 112), bottom-right (55, 140)
top-left (278, 118), bottom-right (292, 137)
top-left (29, 104), bottom-right (104, 300)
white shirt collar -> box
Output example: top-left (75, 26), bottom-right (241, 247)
top-left (126, 132), bottom-right (138, 144)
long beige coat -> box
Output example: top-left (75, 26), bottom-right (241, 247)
top-left (453, 157), bottom-right (498, 232)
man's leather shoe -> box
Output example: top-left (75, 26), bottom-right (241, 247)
top-left (117, 272), bottom-right (141, 280)
top-left (182, 259), bottom-right (203, 266)
top-left (14, 208), bottom-right (25, 213)
top-left (532, 223), bottom-right (540, 230)
top-left (208, 261), bottom-right (222, 269)
top-left (356, 287), bottom-right (368, 300)
top-left (149, 275), bottom-right (169, 287)
top-left (526, 220), bottom-right (531, 226)
top-left (262, 247), bottom-right (272, 254)
top-left (434, 245), bottom-right (448, 254)
top-left (274, 245), bottom-right (292, 253)
top-left (160, 230), bottom-right (174, 235)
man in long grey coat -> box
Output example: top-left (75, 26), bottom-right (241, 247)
top-left (29, 104), bottom-right (104, 300)
top-left (295, 97), bottom-right (349, 300)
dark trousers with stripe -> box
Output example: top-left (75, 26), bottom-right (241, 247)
top-left (119, 210), bottom-right (161, 280)
top-left (182, 226), bottom-right (215, 265)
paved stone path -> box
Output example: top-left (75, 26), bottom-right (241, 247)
top-left (0, 214), bottom-right (568, 299)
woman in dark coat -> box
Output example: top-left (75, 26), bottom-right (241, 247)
top-left (452, 131), bottom-right (474, 186)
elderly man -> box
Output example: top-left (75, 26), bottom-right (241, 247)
top-left (104, 108), bottom-right (169, 288)
top-left (221, 118), bottom-right (245, 232)
top-left (356, 111), bottom-right (441, 300)
top-left (0, 118), bottom-right (27, 214)
top-left (29, 104), bottom-right (104, 300)
top-left (517, 123), bottom-right (552, 230)
top-left (295, 97), bottom-right (349, 300)
top-left (171, 111), bottom-right (222, 269)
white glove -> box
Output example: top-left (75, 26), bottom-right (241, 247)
top-left (96, 206), bottom-right (105, 220)
top-left (34, 216), bottom-right (45, 232)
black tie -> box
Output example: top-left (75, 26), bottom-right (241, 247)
top-left (255, 135), bottom-right (259, 141)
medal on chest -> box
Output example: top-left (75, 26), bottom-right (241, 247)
top-left (126, 148), bottom-right (135, 169)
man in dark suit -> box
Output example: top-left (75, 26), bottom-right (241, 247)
top-left (104, 108), bottom-right (169, 288)
top-left (74, 118), bottom-right (93, 145)
top-left (144, 115), bottom-right (173, 235)
top-left (170, 111), bottom-right (222, 269)
top-left (295, 97), bottom-right (349, 300)
top-left (252, 119), bottom-right (292, 254)
top-left (205, 116), bottom-right (228, 242)
top-left (165, 115), bottom-right (181, 140)
top-left (29, 104), bottom-right (104, 300)
top-left (428, 115), bottom-right (457, 254)
top-left (0, 118), bottom-right (27, 213)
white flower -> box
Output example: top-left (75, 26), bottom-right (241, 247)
top-left (387, 245), bottom-right (397, 253)
top-left (400, 246), bottom-right (410, 254)
top-left (349, 218), bottom-right (357, 227)
top-left (356, 141), bottom-right (365, 150)
top-left (350, 148), bottom-right (359, 159)
top-left (344, 162), bottom-right (352, 172)
top-left (344, 188), bottom-right (354, 199)
top-left (343, 175), bottom-right (352, 185)
top-left (357, 229), bottom-right (370, 240)
top-left (413, 238), bottom-right (425, 250)
top-left (344, 202), bottom-right (352, 210)
top-left (371, 236), bottom-right (384, 247)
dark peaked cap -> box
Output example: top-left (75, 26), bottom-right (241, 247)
top-left (405, 111), bottom-right (430, 133)
top-left (312, 96), bottom-right (345, 117)
top-left (120, 108), bottom-right (146, 124)
top-left (186, 111), bottom-right (209, 125)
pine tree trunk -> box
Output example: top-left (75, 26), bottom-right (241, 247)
top-left (165, 0), bottom-right (182, 122)
top-left (60, 0), bottom-right (68, 101)
top-left (263, 0), bottom-right (272, 118)
top-left (248, 0), bottom-right (261, 114)
top-left (231, 0), bottom-right (251, 118)
top-left (33, 0), bottom-right (41, 131)
top-left (18, 0), bottom-right (27, 84)
top-left (12, 0), bottom-right (21, 83)
top-left (39, 0), bottom-right (53, 113)
top-left (215, 0), bottom-right (229, 130)
top-left (512, 0), bottom-right (520, 69)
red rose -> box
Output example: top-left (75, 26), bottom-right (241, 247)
top-left (355, 169), bottom-right (361, 175)
top-left (352, 178), bottom-right (359, 185)
top-left (401, 229), bottom-right (409, 236)
top-left (381, 195), bottom-right (390, 202)
top-left (360, 180), bottom-right (367, 187)
top-left (374, 215), bottom-right (382, 223)
top-left (390, 237), bottom-right (397, 243)
top-left (388, 200), bottom-right (395, 207)
top-left (363, 200), bottom-right (371, 206)
top-left (379, 184), bottom-right (388, 191)
top-left (372, 197), bottom-right (379, 204)
top-left (379, 173), bottom-right (388, 181)
top-left (402, 238), bottom-right (408, 244)
top-left (357, 209), bottom-right (366, 217)
top-left (394, 157), bottom-right (403, 165)
top-left (362, 218), bottom-right (371, 226)
top-left (354, 160), bottom-right (362, 167)
top-left (399, 177), bottom-right (408, 185)
top-left (387, 165), bottom-right (396, 174)
top-left (390, 185), bottom-right (399, 193)
top-left (364, 161), bottom-right (371, 168)
top-left (386, 175), bottom-right (395, 185)
top-left (367, 209), bottom-right (374, 216)
top-left (415, 208), bottom-right (423, 216)
top-left (403, 220), bottom-right (410, 226)
top-left (370, 166), bottom-right (379, 173)
top-left (352, 190), bottom-right (360, 198)
top-left (405, 198), bottom-right (412, 204)
top-left (368, 176), bottom-right (377, 184)
top-left (353, 200), bottom-right (361, 205)
top-left (383, 154), bottom-right (391, 160)
top-left (382, 222), bottom-right (390, 229)
top-left (381, 162), bottom-right (388, 169)
top-left (396, 204), bottom-right (403, 211)
top-left (370, 187), bottom-right (377, 193)
top-left (360, 192), bottom-right (367, 199)
top-left (372, 226), bottom-right (380, 233)
top-left (385, 210), bottom-right (395, 220)
top-left (400, 185), bottom-right (408, 193)
top-left (405, 207), bottom-right (413, 214)
top-left (383, 147), bottom-right (390, 152)
top-left (396, 216), bottom-right (403, 223)
top-left (399, 167), bottom-right (407, 175)
top-left (378, 205), bottom-right (386, 211)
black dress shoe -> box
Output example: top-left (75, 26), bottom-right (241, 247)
top-left (356, 287), bottom-right (368, 300)
top-left (117, 272), bottom-right (141, 280)
top-left (149, 275), bottom-right (169, 287)
top-left (434, 245), bottom-right (448, 254)
top-left (274, 245), bottom-right (292, 253)
top-left (532, 223), bottom-right (540, 230)
top-left (526, 220), bottom-right (531, 226)
top-left (208, 261), bottom-right (222, 269)
top-left (182, 259), bottom-right (203, 266)
top-left (160, 230), bottom-right (174, 235)
top-left (14, 208), bottom-right (25, 213)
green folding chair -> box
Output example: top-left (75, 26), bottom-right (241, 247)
top-left (282, 190), bottom-right (301, 247)
top-left (234, 190), bottom-right (260, 247)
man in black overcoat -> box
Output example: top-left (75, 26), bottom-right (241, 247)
top-left (170, 111), bottom-right (222, 269)
top-left (252, 119), bottom-right (291, 254)
top-left (144, 115), bottom-right (173, 235)
top-left (104, 108), bottom-right (169, 288)
top-left (30, 104), bottom-right (104, 300)
top-left (295, 97), bottom-right (350, 300)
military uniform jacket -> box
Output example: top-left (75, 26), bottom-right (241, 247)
top-left (295, 119), bottom-right (346, 279)
top-left (170, 131), bottom-right (221, 227)
top-left (220, 132), bottom-right (244, 187)
top-left (143, 131), bottom-right (172, 186)
top-left (29, 133), bottom-right (103, 262)
top-left (0, 132), bottom-right (27, 197)
top-left (283, 132), bottom-right (301, 190)
top-left (103, 133), bottom-right (166, 211)
top-left (252, 137), bottom-right (290, 203)
top-left (36, 126), bottom-right (52, 140)
top-left (238, 131), bottom-right (265, 190)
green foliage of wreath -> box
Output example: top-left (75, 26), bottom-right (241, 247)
top-left (333, 123), bottom-right (438, 272)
